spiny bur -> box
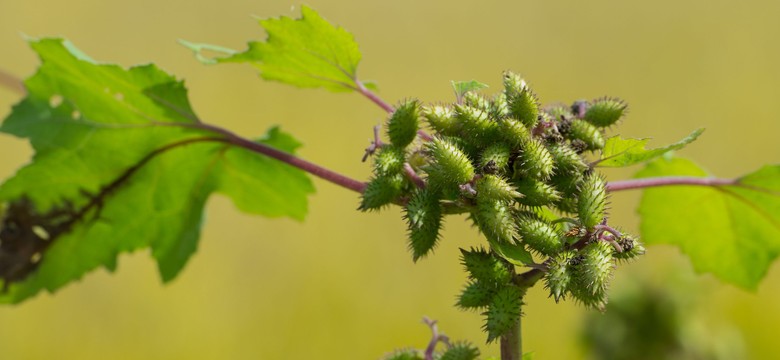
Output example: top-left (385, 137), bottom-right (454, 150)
top-left (382, 349), bottom-right (425, 360)
top-left (584, 97), bottom-right (627, 128)
top-left (405, 189), bottom-right (443, 261)
top-left (570, 241), bottom-right (614, 310)
top-left (374, 145), bottom-right (406, 176)
top-left (513, 178), bottom-right (561, 207)
top-left (387, 99), bottom-right (420, 148)
top-left (460, 248), bottom-right (512, 284)
top-left (479, 144), bottom-right (511, 173)
top-left (457, 281), bottom-right (496, 309)
top-left (498, 118), bottom-right (532, 149)
top-left (475, 175), bottom-right (521, 202)
top-left (568, 119), bottom-right (605, 151)
top-left (613, 234), bottom-right (646, 261)
top-left (484, 285), bottom-right (524, 343)
top-left (440, 341), bottom-right (480, 360)
top-left (423, 104), bottom-right (457, 135)
top-left (359, 173), bottom-right (404, 211)
top-left (503, 71), bottom-right (539, 129)
top-left (474, 198), bottom-right (518, 244)
top-left (513, 138), bottom-right (554, 180)
top-left (545, 250), bottom-right (576, 302)
top-left (516, 213), bottom-right (563, 256)
top-left (426, 137), bottom-right (475, 191)
top-left (577, 173), bottom-right (607, 228)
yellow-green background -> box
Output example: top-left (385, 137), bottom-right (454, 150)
top-left (1, 0), bottom-right (779, 358)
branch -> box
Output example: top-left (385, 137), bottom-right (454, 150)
top-left (355, 80), bottom-right (394, 113)
top-left (187, 122), bottom-right (367, 193)
top-left (0, 69), bottom-right (25, 95)
top-left (606, 176), bottom-right (735, 192)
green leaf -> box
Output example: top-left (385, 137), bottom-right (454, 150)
top-left (181, 6), bottom-right (365, 92)
top-left (598, 128), bottom-right (704, 167)
top-left (490, 240), bottom-right (533, 266)
top-left (635, 156), bottom-right (780, 290)
top-left (452, 80), bottom-right (489, 100)
top-left (0, 38), bottom-right (314, 303)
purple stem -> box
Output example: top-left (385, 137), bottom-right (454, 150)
top-left (191, 122), bottom-right (367, 193)
top-left (0, 69), bottom-right (25, 95)
top-left (423, 317), bottom-right (449, 360)
top-left (354, 80), bottom-right (434, 141)
top-left (356, 80), bottom-right (394, 113)
top-left (593, 224), bottom-right (622, 239)
top-left (607, 176), bottom-right (735, 192)
top-left (403, 163), bottom-right (426, 189)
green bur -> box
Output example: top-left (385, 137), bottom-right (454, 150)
top-left (404, 189), bottom-right (443, 261)
top-left (387, 99), bottom-right (420, 147)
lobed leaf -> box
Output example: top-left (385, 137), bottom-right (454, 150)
top-left (181, 6), bottom-right (366, 92)
top-left (635, 156), bottom-right (780, 290)
top-left (0, 38), bottom-right (314, 303)
top-left (598, 128), bottom-right (704, 167)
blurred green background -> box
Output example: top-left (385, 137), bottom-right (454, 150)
top-left (1, 0), bottom-right (779, 358)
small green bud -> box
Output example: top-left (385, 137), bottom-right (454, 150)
top-left (474, 198), bottom-right (518, 244)
top-left (441, 341), bottom-right (480, 360)
top-left (577, 173), bottom-right (607, 228)
top-left (513, 138), bottom-right (555, 180)
top-left (457, 281), bottom-right (496, 309)
top-left (405, 189), bottom-right (443, 261)
top-left (484, 285), bottom-right (524, 343)
top-left (475, 174), bottom-right (521, 202)
top-left (479, 144), bottom-right (511, 174)
top-left (387, 99), bottom-right (421, 147)
top-left (359, 173), bottom-right (404, 211)
top-left (460, 248), bottom-right (512, 284)
top-left (513, 178), bottom-right (561, 207)
top-left (373, 145), bottom-right (406, 176)
top-left (545, 250), bottom-right (576, 302)
top-left (516, 213), bottom-right (563, 256)
top-left (584, 97), bottom-right (627, 127)
top-left (568, 119), bottom-right (605, 151)
top-left (423, 104), bottom-right (457, 135)
top-left (503, 71), bottom-right (539, 129)
top-left (426, 137), bottom-right (475, 191)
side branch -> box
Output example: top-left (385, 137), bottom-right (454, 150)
top-left (356, 80), bottom-right (394, 113)
top-left (0, 69), bottom-right (25, 95)
top-left (606, 176), bottom-right (735, 192)
top-left (191, 122), bottom-right (367, 193)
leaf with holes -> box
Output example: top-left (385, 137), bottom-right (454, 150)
top-left (181, 6), bottom-right (367, 92)
top-left (0, 38), bottom-right (313, 303)
top-left (635, 156), bottom-right (780, 289)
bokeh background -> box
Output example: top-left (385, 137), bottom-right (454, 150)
top-left (1, 0), bottom-right (779, 358)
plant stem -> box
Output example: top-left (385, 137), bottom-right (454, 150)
top-left (606, 176), bottom-right (735, 191)
top-left (0, 69), bottom-right (25, 95)
top-left (191, 122), bottom-right (367, 193)
top-left (355, 80), bottom-right (394, 113)
top-left (500, 315), bottom-right (522, 360)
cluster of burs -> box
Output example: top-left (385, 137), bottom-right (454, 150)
top-left (362, 71), bottom-right (645, 342)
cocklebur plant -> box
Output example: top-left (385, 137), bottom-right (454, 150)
top-left (0, 6), bottom-right (778, 360)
